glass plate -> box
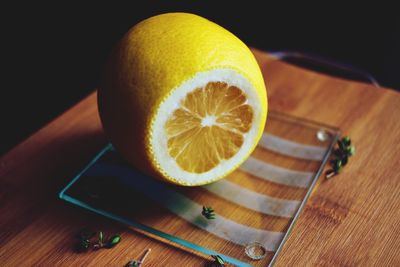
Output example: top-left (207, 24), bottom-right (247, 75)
top-left (59, 111), bottom-right (340, 266)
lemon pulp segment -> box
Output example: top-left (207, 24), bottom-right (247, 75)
top-left (165, 82), bottom-right (253, 173)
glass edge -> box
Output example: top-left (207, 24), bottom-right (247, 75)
top-left (59, 145), bottom-right (253, 267)
top-left (269, 111), bottom-right (341, 133)
top-left (58, 143), bottom-right (114, 200)
top-left (268, 129), bottom-right (341, 266)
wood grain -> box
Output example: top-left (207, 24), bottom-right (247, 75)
top-left (252, 49), bottom-right (400, 267)
top-left (1, 48), bottom-right (400, 266)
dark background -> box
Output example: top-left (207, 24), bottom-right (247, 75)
top-left (1, 3), bottom-right (399, 155)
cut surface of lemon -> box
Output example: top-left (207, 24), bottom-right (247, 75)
top-left (151, 69), bottom-right (263, 185)
top-left (98, 13), bottom-right (267, 186)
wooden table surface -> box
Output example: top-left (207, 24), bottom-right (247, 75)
top-left (1, 48), bottom-right (399, 266)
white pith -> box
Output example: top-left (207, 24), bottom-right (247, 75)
top-left (150, 69), bottom-right (262, 185)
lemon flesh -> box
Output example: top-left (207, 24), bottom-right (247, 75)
top-left (166, 82), bottom-right (252, 173)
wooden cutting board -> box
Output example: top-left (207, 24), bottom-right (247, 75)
top-left (1, 48), bottom-right (400, 266)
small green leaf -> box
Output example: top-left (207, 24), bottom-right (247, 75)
top-left (341, 155), bottom-right (348, 166)
top-left (210, 255), bottom-right (225, 266)
top-left (335, 165), bottom-right (343, 173)
top-left (342, 136), bottom-right (351, 147)
top-left (98, 231), bottom-right (104, 244)
top-left (346, 146), bottom-right (355, 156)
top-left (125, 261), bottom-right (140, 267)
top-left (337, 140), bottom-right (346, 151)
top-left (107, 234), bottom-right (121, 248)
top-left (334, 159), bottom-right (342, 169)
top-left (213, 255), bottom-right (225, 264)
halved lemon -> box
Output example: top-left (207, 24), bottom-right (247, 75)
top-left (98, 13), bottom-right (267, 186)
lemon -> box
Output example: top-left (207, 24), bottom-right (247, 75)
top-left (98, 13), bottom-right (267, 186)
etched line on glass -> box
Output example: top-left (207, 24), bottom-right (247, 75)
top-left (240, 157), bottom-right (314, 188)
top-left (259, 134), bottom-right (326, 161)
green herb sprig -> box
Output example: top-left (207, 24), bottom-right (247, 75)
top-left (75, 228), bottom-right (121, 252)
top-left (326, 136), bottom-right (355, 179)
top-left (202, 206), bottom-right (216, 220)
